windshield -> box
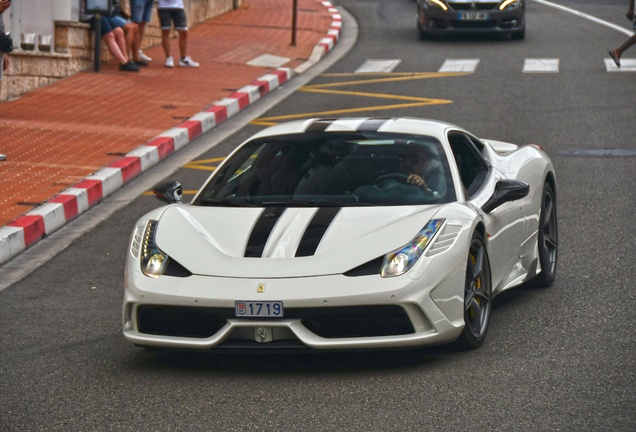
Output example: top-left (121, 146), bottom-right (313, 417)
top-left (192, 132), bottom-right (456, 207)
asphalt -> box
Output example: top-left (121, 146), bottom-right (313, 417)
top-left (0, 0), bottom-right (342, 265)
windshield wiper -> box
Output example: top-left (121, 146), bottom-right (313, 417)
top-left (199, 198), bottom-right (257, 207)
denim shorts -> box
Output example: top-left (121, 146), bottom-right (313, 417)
top-left (91, 15), bottom-right (127, 38)
top-left (158, 8), bottom-right (188, 31)
top-left (131, 0), bottom-right (154, 23)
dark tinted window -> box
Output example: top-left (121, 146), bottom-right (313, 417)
top-left (192, 132), bottom-right (456, 207)
top-left (447, 132), bottom-right (490, 198)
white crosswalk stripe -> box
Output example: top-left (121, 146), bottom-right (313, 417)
top-left (438, 59), bottom-right (480, 73)
top-left (605, 58), bottom-right (636, 72)
top-left (355, 60), bottom-right (401, 73)
top-left (523, 59), bottom-right (559, 73)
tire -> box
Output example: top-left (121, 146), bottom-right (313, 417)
top-left (533, 182), bottom-right (558, 287)
top-left (455, 231), bottom-right (492, 350)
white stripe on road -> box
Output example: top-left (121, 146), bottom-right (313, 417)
top-left (438, 59), bottom-right (479, 73)
top-left (355, 59), bottom-right (401, 73)
top-left (533, 0), bottom-right (635, 37)
top-left (523, 58), bottom-right (559, 73)
top-left (605, 58), bottom-right (636, 72)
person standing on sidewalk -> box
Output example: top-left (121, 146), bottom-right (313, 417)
top-left (0, 0), bottom-right (11, 161)
top-left (130, 0), bottom-right (154, 63)
top-left (158, 0), bottom-right (199, 68)
top-left (609, 0), bottom-right (636, 68)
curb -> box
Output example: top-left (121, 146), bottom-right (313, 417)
top-left (0, 1), bottom-right (342, 266)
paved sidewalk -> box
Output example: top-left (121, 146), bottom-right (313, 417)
top-left (0, 0), bottom-right (343, 264)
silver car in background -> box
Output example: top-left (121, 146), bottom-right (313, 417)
top-left (417, 0), bottom-right (525, 40)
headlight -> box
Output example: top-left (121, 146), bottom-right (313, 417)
top-left (381, 219), bottom-right (444, 278)
top-left (425, 0), bottom-right (448, 11)
top-left (140, 220), bottom-right (169, 278)
top-left (499, 0), bottom-right (520, 10)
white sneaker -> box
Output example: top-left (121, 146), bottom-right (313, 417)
top-left (0, 153), bottom-right (6, 161)
top-left (139, 50), bottom-right (152, 62)
top-left (179, 56), bottom-right (199, 68)
top-left (165, 56), bottom-right (174, 68)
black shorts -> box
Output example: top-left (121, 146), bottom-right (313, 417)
top-left (158, 8), bottom-right (188, 31)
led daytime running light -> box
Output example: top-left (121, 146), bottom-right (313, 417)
top-left (140, 220), bottom-right (169, 278)
top-left (430, 0), bottom-right (448, 10)
top-left (500, 0), bottom-right (517, 10)
top-left (381, 219), bottom-right (444, 278)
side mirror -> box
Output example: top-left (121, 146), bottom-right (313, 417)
top-left (481, 179), bottom-right (529, 213)
top-left (153, 181), bottom-right (183, 204)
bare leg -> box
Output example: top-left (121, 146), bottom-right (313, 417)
top-left (112, 27), bottom-right (129, 62)
top-left (102, 31), bottom-right (128, 64)
top-left (137, 22), bottom-right (147, 51)
top-left (178, 30), bottom-right (187, 59)
top-left (161, 29), bottom-right (171, 58)
top-left (124, 23), bottom-right (138, 61)
top-left (614, 34), bottom-right (636, 58)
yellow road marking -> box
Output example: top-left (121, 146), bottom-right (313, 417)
top-left (256, 102), bottom-right (448, 122)
top-left (248, 71), bottom-right (463, 125)
top-left (300, 87), bottom-right (450, 103)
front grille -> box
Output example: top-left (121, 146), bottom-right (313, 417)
top-left (448, 2), bottom-right (499, 11)
top-left (137, 305), bottom-right (232, 338)
top-left (136, 305), bottom-right (415, 340)
top-left (450, 20), bottom-right (496, 28)
top-left (287, 306), bottom-right (414, 338)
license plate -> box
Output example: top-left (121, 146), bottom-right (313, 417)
top-left (235, 301), bottom-right (284, 317)
top-left (458, 12), bottom-right (488, 20)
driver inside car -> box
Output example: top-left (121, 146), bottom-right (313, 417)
top-left (398, 144), bottom-right (440, 197)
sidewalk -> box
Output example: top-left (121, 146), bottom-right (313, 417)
top-left (0, 0), bottom-right (343, 265)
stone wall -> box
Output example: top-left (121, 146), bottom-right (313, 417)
top-left (0, 0), bottom-right (241, 102)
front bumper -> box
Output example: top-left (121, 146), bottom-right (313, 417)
top-left (123, 264), bottom-right (466, 351)
top-left (419, 3), bottom-right (525, 35)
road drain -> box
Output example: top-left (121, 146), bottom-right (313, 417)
top-left (557, 148), bottom-right (636, 158)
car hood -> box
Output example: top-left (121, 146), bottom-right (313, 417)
top-left (154, 204), bottom-right (442, 278)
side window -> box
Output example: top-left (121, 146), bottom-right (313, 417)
top-left (447, 132), bottom-right (490, 198)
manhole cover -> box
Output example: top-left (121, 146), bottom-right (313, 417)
top-left (557, 148), bottom-right (636, 158)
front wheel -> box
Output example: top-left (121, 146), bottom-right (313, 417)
top-left (455, 231), bottom-right (492, 350)
top-left (533, 182), bottom-right (558, 287)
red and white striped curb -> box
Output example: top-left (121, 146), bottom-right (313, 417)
top-left (0, 1), bottom-right (343, 266)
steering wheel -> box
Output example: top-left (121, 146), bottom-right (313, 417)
top-left (374, 173), bottom-right (409, 185)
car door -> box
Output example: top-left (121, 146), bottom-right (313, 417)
top-left (447, 131), bottom-right (525, 291)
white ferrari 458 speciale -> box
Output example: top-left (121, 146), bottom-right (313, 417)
top-left (123, 117), bottom-right (558, 351)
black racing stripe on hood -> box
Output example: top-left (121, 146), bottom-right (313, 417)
top-left (295, 207), bottom-right (341, 257)
top-left (357, 118), bottom-right (390, 132)
top-left (305, 119), bottom-right (337, 132)
top-left (244, 207), bottom-right (285, 258)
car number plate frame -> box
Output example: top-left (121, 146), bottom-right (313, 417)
top-left (458, 12), bottom-right (489, 20)
top-left (235, 301), bottom-right (284, 317)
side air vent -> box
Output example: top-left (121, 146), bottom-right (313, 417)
top-left (426, 223), bottom-right (461, 257)
top-left (344, 256), bottom-right (384, 277)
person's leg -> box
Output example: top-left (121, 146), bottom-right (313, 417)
top-left (102, 31), bottom-right (128, 65)
top-left (112, 27), bottom-right (129, 62)
top-left (614, 35), bottom-right (636, 59)
top-left (162, 30), bottom-right (171, 58)
top-left (124, 22), bottom-right (139, 61)
top-left (178, 30), bottom-right (187, 59)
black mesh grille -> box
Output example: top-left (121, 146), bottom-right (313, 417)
top-left (137, 305), bottom-right (415, 340)
top-left (448, 2), bottom-right (498, 11)
top-left (286, 306), bottom-right (414, 338)
top-left (137, 306), bottom-right (232, 338)
top-left (450, 20), bottom-right (496, 28)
